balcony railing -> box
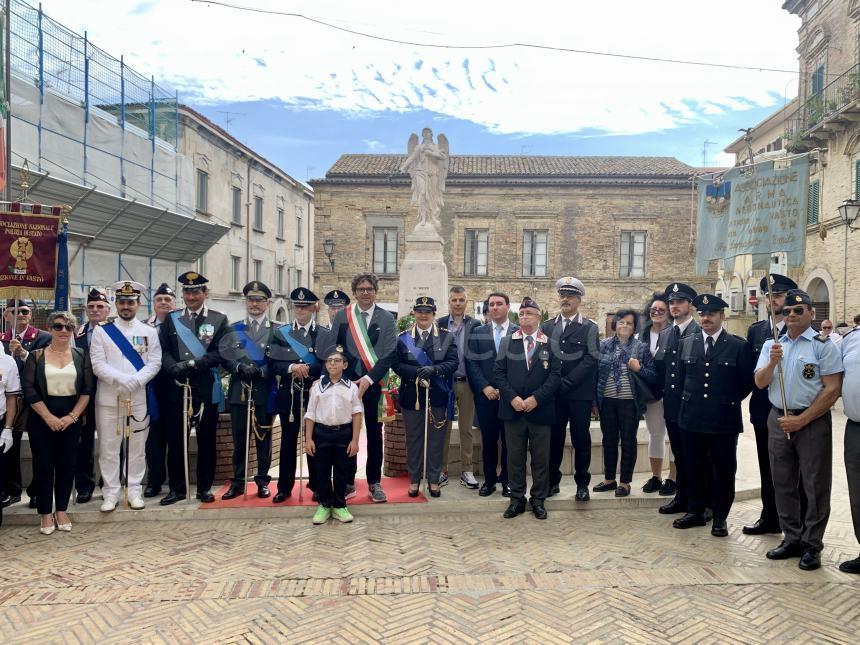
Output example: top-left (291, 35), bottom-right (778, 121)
top-left (784, 63), bottom-right (860, 150)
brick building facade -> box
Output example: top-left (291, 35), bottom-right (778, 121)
top-left (311, 154), bottom-right (712, 329)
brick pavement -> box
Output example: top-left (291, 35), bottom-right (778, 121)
top-left (0, 409), bottom-right (858, 642)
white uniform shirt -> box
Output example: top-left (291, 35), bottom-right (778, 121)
top-left (0, 350), bottom-right (22, 417)
top-left (89, 317), bottom-right (162, 406)
top-left (304, 377), bottom-right (363, 426)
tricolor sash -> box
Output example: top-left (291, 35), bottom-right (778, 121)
top-left (101, 322), bottom-right (159, 421)
top-left (276, 326), bottom-right (319, 367)
top-left (170, 311), bottom-right (225, 412)
top-left (346, 304), bottom-right (379, 379)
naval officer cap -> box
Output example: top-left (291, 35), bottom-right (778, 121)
top-left (693, 293), bottom-right (728, 313)
top-left (154, 283), bottom-right (176, 298)
top-left (112, 280), bottom-right (145, 301)
top-left (759, 273), bottom-right (797, 295)
top-left (178, 271), bottom-right (209, 291)
top-left (243, 281), bottom-right (272, 300)
top-left (324, 289), bottom-right (350, 306)
top-left (784, 289), bottom-right (812, 307)
top-left (412, 296), bottom-right (436, 313)
top-left (665, 282), bottom-right (697, 302)
top-left (290, 287), bottom-right (318, 305)
top-left (555, 276), bottom-right (585, 297)
top-left (86, 288), bottom-right (109, 303)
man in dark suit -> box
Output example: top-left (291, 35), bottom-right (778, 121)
top-left (743, 273), bottom-right (797, 535)
top-left (466, 292), bottom-right (518, 497)
top-left (72, 288), bottom-right (111, 503)
top-left (327, 273), bottom-right (397, 503)
top-left (494, 297), bottom-right (562, 520)
top-left (673, 294), bottom-right (754, 536)
top-left (1, 298), bottom-right (51, 507)
top-left (438, 285), bottom-right (481, 488)
top-left (221, 281), bottom-right (278, 500)
top-left (542, 276), bottom-right (599, 501)
top-left (270, 287), bottom-right (330, 503)
top-left (653, 282), bottom-right (701, 515)
top-left (158, 271), bottom-right (229, 505)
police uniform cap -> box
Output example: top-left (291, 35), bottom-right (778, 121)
top-left (413, 296), bottom-right (436, 312)
top-left (112, 280), bottom-right (145, 301)
top-left (759, 273), bottom-right (797, 295)
top-left (555, 276), bottom-right (585, 297)
top-left (86, 288), bottom-right (109, 303)
top-left (290, 287), bottom-right (319, 305)
top-left (324, 289), bottom-right (350, 306)
top-left (784, 289), bottom-right (812, 307)
top-left (243, 281), bottom-right (272, 300)
top-left (693, 293), bottom-right (728, 313)
top-left (665, 282), bottom-right (697, 302)
top-left (519, 297), bottom-right (540, 311)
top-left (178, 271), bottom-right (209, 290)
top-left (154, 283), bottom-right (176, 298)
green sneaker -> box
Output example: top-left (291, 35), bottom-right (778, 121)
top-left (312, 505), bottom-right (331, 525)
top-left (331, 507), bottom-right (354, 523)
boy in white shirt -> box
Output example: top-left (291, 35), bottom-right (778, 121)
top-left (305, 348), bottom-right (362, 524)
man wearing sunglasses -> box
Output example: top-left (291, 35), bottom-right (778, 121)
top-left (1, 298), bottom-right (50, 508)
top-left (754, 289), bottom-right (843, 571)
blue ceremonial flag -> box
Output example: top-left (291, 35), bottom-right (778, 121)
top-left (695, 155), bottom-right (809, 275)
top-left (54, 221), bottom-right (69, 310)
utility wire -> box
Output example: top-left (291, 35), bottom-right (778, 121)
top-left (191, 0), bottom-right (797, 74)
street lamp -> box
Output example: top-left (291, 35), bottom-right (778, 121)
top-left (322, 238), bottom-right (335, 271)
top-left (837, 198), bottom-right (860, 232)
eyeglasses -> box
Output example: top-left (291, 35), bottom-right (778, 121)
top-left (781, 306), bottom-right (807, 316)
top-left (355, 287), bottom-right (376, 293)
top-left (649, 308), bottom-right (667, 315)
top-left (14, 309), bottom-right (31, 315)
top-left (51, 323), bottom-right (75, 332)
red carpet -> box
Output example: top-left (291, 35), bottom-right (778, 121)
top-left (203, 476), bottom-right (427, 508)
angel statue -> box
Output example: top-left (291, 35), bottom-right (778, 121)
top-left (400, 128), bottom-right (449, 232)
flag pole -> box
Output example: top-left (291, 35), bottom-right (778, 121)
top-left (3, 0), bottom-right (11, 204)
top-left (764, 268), bottom-right (791, 439)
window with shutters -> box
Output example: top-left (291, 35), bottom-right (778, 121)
top-left (196, 170), bottom-right (209, 213)
top-left (253, 197), bottom-right (264, 231)
top-left (276, 208), bottom-right (285, 239)
top-left (619, 231), bottom-right (646, 278)
top-left (464, 229), bottom-right (488, 276)
top-left (253, 259), bottom-right (262, 282)
top-left (522, 230), bottom-right (548, 277)
top-left (811, 64), bottom-right (825, 95)
top-left (807, 179), bottom-right (820, 225)
top-left (231, 256), bottom-right (241, 291)
top-left (232, 187), bottom-right (243, 225)
top-left (373, 227), bottom-right (398, 274)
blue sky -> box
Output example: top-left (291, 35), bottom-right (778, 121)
top-left (40, 1), bottom-right (802, 184)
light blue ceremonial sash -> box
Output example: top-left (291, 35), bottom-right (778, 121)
top-left (170, 311), bottom-right (225, 411)
top-left (235, 322), bottom-right (266, 365)
top-left (400, 330), bottom-right (454, 418)
top-left (101, 322), bottom-right (159, 421)
top-left (276, 325), bottom-right (319, 367)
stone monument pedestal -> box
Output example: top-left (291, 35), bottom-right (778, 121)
top-left (398, 224), bottom-right (448, 318)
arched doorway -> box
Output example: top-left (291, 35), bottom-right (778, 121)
top-left (808, 278), bottom-right (830, 323)
top-left (275, 307), bottom-right (288, 322)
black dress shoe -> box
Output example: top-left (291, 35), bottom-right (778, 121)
top-left (703, 508), bottom-right (714, 523)
top-left (575, 486), bottom-right (590, 502)
top-left (502, 485), bottom-right (512, 498)
top-left (531, 502), bottom-right (548, 520)
top-left (76, 491), bottom-right (93, 504)
top-left (642, 476), bottom-right (661, 493)
top-left (407, 488), bottom-right (419, 498)
top-left (429, 487), bottom-right (441, 498)
top-left (614, 485), bottom-right (630, 497)
top-left (658, 498), bottom-right (686, 514)
top-left (197, 490), bottom-right (215, 503)
top-left (503, 500), bottom-right (526, 518)
top-left (547, 485), bottom-right (560, 498)
top-left (221, 485), bottom-right (244, 500)
top-left (143, 485), bottom-right (161, 498)
top-left (798, 547), bottom-right (821, 571)
top-left (673, 513), bottom-right (707, 529)
top-left (658, 478), bottom-right (677, 496)
top-left (742, 518), bottom-right (782, 535)
top-left (838, 555), bottom-right (860, 574)
top-left (478, 483), bottom-right (496, 497)
top-left (766, 541), bottom-right (804, 560)
top-left (159, 491), bottom-right (186, 506)
top-left (273, 491), bottom-right (291, 503)
top-left (593, 481), bottom-right (617, 492)
top-left (711, 518), bottom-right (728, 537)
top-left (28, 497), bottom-right (37, 509)
top-left (257, 485), bottom-right (271, 499)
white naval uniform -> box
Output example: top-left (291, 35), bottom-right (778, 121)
top-left (89, 317), bottom-right (162, 499)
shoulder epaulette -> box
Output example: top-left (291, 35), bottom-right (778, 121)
top-left (98, 320), bottom-right (110, 326)
top-left (731, 333), bottom-right (746, 342)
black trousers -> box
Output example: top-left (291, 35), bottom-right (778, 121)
top-left (278, 389), bottom-right (316, 494)
top-left (230, 403), bottom-right (272, 486)
top-left (314, 423), bottom-right (352, 508)
top-left (505, 417), bottom-right (550, 502)
top-left (73, 399), bottom-right (97, 496)
top-left (665, 419), bottom-right (688, 506)
top-left (474, 399), bottom-right (507, 486)
top-left (144, 418), bottom-right (168, 490)
top-left (165, 397), bottom-right (219, 494)
top-left (350, 383), bottom-right (383, 486)
top-left (549, 398), bottom-right (593, 488)
top-left (599, 397), bottom-right (639, 483)
top-left (685, 431), bottom-right (738, 520)
top-left (29, 396), bottom-right (80, 515)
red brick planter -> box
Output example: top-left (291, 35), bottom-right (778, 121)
top-left (383, 413), bottom-right (407, 478)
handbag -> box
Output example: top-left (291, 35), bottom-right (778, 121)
top-left (630, 370), bottom-right (659, 405)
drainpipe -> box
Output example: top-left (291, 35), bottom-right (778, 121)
top-left (246, 156), bottom-right (252, 287)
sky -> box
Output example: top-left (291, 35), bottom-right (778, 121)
top-left (36, 0), bottom-right (802, 184)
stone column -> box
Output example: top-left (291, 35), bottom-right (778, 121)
top-left (397, 224), bottom-right (449, 317)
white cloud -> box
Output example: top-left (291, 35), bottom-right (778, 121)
top-left (38, 0), bottom-right (801, 137)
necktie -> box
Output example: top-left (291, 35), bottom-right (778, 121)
top-left (250, 320), bottom-right (259, 337)
top-left (301, 326), bottom-right (307, 338)
top-left (562, 319), bottom-right (568, 333)
top-left (421, 330), bottom-right (429, 346)
top-left (494, 325), bottom-right (502, 352)
top-left (190, 311), bottom-right (198, 324)
top-left (526, 335), bottom-right (535, 367)
top-left (672, 325), bottom-right (681, 346)
top-left (361, 311), bottom-right (370, 328)
top-left (706, 335), bottom-right (714, 357)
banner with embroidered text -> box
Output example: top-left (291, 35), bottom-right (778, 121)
top-left (0, 209), bottom-right (61, 299)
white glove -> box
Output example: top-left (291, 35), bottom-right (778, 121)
top-left (119, 374), bottom-right (139, 394)
top-left (1, 428), bottom-right (13, 454)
